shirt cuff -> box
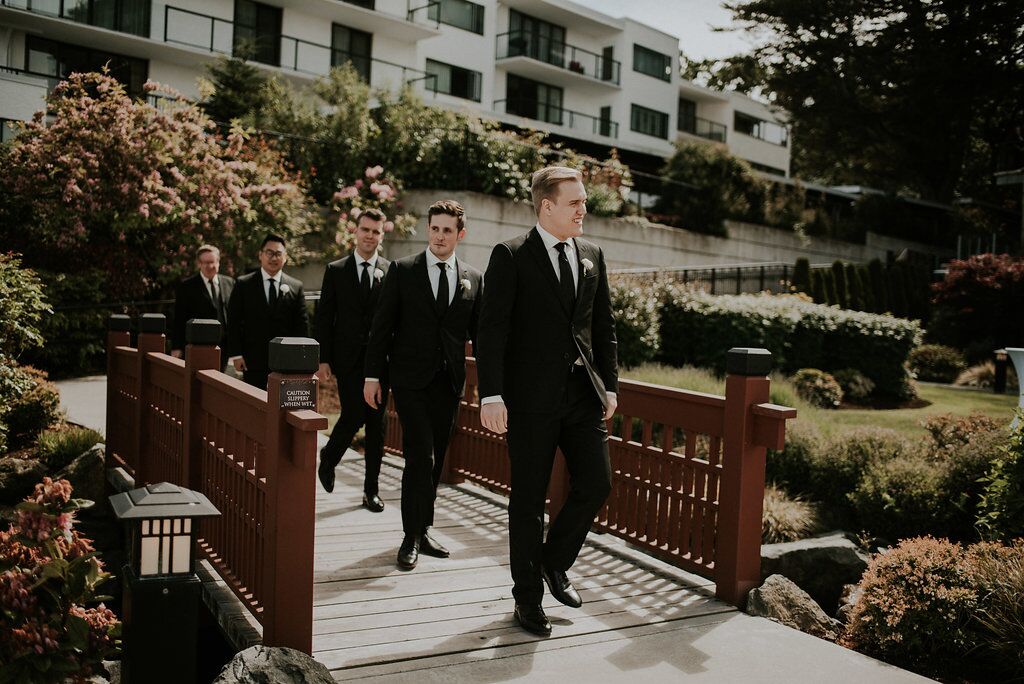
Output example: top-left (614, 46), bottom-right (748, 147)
top-left (480, 395), bottom-right (504, 405)
top-left (228, 355), bottom-right (242, 362)
top-left (606, 391), bottom-right (617, 401)
top-left (365, 377), bottom-right (379, 383)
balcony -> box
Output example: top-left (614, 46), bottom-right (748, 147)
top-left (679, 115), bottom-right (727, 143)
top-left (0, 0), bottom-right (150, 37)
top-left (257, 0), bottom-right (441, 43)
top-left (494, 98), bottom-right (618, 139)
top-left (496, 31), bottom-right (620, 89)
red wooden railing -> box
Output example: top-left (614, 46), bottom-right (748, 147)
top-left (385, 353), bottom-right (795, 606)
top-left (104, 315), bottom-right (326, 653)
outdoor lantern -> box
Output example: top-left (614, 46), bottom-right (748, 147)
top-left (109, 482), bottom-right (220, 684)
top-left (994, 349), bottom-right (1008, 395)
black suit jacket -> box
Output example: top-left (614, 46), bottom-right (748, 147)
top-left (226, 270), bottom-right (309, 376)
top-left (314, 254), bottom-right (390, 377)
top-left (477, 227), bottom-right (618, 413)
top-left (365, 252), bottom-right (483, 397)
top-left (170, 273), bottom-right (234, 352)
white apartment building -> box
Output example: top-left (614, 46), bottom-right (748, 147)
top-left (0, 0), bottom-right (790, 176)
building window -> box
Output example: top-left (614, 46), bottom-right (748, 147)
top-left (234, 0), bottom-right (282, 67)
top-left (734, 112), bottom-right (789, 146)
top-left (599, 106), bottom-right (613, 137)
top-left (507, 74), bottom-right (563, 125)
top-left (630, 103), bottom-right (668, 139)
top-left (677, 97), bottom-right (696, 133)
top-left (633, 45), bottom-right (671, 82)
top-left (26, 36), bottom-right (149, 98)
top-left (343, 0), bottom-right (375, 8)
top-left (53, 0), bottom-right (151, 37)
top-left (508, 10), bottom-right (566, 68)
top-left (427, 0), bottom-right (484, 34)
top-left (425, 59), bottom-right (481, 102)
top-left (331, 24), bottom-right (372, 81)
top-left (747, 161), bottom-right (787, 177)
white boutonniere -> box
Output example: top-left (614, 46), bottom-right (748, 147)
top-left (279, 283), bottom-right (291, 294)
top-left (374, 268), bottom-right (385, 280)
top-left (461, 278), bottom-right (472, 291)
top-left (581, 258), bottom-right (594, 275)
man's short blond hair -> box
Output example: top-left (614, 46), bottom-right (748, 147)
top-left (531, 166), bottom-right (583, 216)
top-left (196, 244), bottom-right (220, 260)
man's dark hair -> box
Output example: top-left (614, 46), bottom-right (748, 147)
top-left (427, 200), bottom-right (465, 231)
top-left (359, 207), bottom-right (386, 223)
top-left (261, 233), bottom-right (287, 250)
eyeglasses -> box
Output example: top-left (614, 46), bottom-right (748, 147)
top-left (262, 249), bottom-right (285, 258)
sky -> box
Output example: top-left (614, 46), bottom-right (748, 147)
top-left (582, 0), bottom-right (759, 60)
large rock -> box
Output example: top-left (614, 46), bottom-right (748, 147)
top-left (213, 646), bottom-right (334, 684)
top-left (0, 456), bottom-right (46, 505)
top-left (56, 444), bottom-right (105, 504)
top-left (761, 531), bottom-right (869, 614)
top-left (746, 574), bottom-right (843, 641)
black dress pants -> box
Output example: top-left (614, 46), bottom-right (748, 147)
top-left (507, 367), bottom-right (612, 605)
top-left (322, 367), bottom-right (388, 496)
top-left (392, 371), bottom-right (460, 536)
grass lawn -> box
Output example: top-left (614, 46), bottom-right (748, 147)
top-left (623, 364), bottom-right (1019, 438)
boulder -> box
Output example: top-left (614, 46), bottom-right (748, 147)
top-left (56, 444), bottom-right (105, 504)
top-left (0, 456), bottom-right (46, 505)
top-left (746, 574), bottom-right (843, 641)
top-left (836, 583), bottom-right (864, 624)
top-left (761, 531), bottom-right (869, 614)
top-left (212, 646), bottom-right (334, 684)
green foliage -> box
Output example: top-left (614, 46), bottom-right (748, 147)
top-left (200, 56), bottom-right (272, 125)
top-left (833, 368), bottom-right (875, 403)
top-left (844, 263), bottom-right (862, 311)
top-left (972, 541), bottom-right (1024, 678)
top-left (849, 455), bottom-right (949, 540)
top-left (36, 427), bottom-right (103, 471)
top-left (810, 269), bottom-right (825, 303)
top-left (0, 478), bottom-right (120, 682)
top-left (762, 484), bottom-right (820, 543)
top-left (21, 270), bottom-right (107, 378)
top-left (0, 254), bottom-right (50, 362)
top-left (792, 368), bottom-right (843, 408)
top-left (791, 258), bottom-right (810, 293)
top-left (831, 261), bottom-right (847, 308)
top-left (609, 279), bottom-right (660, 368)
top-left (977, 412), bottom-right (1024, 542)
top-left (856, 265), bottom-right (875, 312)
top-left (867, 259), bottom-right (889, 313)
top-left (909, 344), bottom-right (967, 383)
top-left (0, 365), bottom-right (62, 451)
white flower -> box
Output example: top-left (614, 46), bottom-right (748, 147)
top-left (581, 258), bottom-right (594, 275)
top-left (279, 283), bottom-right (291, 294)
top-left (374, 268), bottom-right (385, 280)
top-left (461, 278), bottom-right (471, 291)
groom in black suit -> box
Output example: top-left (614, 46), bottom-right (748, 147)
top-left (477, 166), bottom-right (618, 636)
top-left (314, 209), bottom-right (391, 511)
top-left (226, 234), bottom-right (309, 389)
top-left (170, 244), bottom-right (234, 368)
top-left (364, 200), bottom-right (483, 571)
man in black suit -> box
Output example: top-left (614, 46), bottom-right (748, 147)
top-left (477, 166), bottom-right (618, 637)
top-left (171, 244), bottom-right (234, 368)
top-left (364, 200), bottom-right (483, 571)
top-left (226, 234), bottom-right (309, 390)
top-left (314, 209), bottom-right (391, 512)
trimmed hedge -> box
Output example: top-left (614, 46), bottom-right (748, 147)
top-left (659, 288), bottom-right (922, 397)
top-left (609, 280), bottom-right (660, 368)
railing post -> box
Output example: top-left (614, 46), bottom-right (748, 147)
top-left (106, 314), bottom-right (131, 450)
top-left (716, 347), bottom-right (772, 607)
top-left (182, 319), bottom-right (222, 490)
top-left (263, 337), bottom-right (321, 653)
top-left (135, 313), bottom-right (166, 486)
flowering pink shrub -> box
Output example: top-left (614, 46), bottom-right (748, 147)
top-left (0, 478), bottom-right (120, 682)
top-left (329, 165), bottom-right (416, 255)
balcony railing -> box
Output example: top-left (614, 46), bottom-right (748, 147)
top-left (679, 115), bottom-right (727, 143)
top-left (406, 0), bottom-right (440, 25)
top-left (162, 6), bottom-right (429, 84)
top-left (0, 0), bottom-right (151, 37)
top-left (494, 98), bottom-right (618, 138)
top-left (496, 30), bottom-right (620, 85)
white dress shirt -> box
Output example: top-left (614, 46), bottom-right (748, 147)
top-left (356, 253), bottom-right (379, 285)
top-left (261, 268), bottom-right (282, 304)
top-left (425, 249), bottom-right (458, 305)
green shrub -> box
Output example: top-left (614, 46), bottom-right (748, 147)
top-left (972, 540), bottom-right (1024, 678)
top-left (0, 253), bottom-right (50, 361)
top-left (762, 484), bottom-right (820, 543)
top-left (841, 537), bottom-right (982, 677)
top-left (849, 455), bottom-right (949, 541)
top-left (977, 412), bottom-right (1024, 542)
top-left (36, 426), bottom-right (103, 471)
top-left (832, 368), bottom-right (875, 402)
top-left (909, 344), bottom-right (967, 383)
top-left (955, 361), bottom-right (1018, 390)
top-left (610, 279), bottom-right (660, 368)
top-left (844, 263), bottom-right (862, 311)
top-left (766, 422), bottom-right (824, 497)
top-left (792, 369), bottom-right (843, 408)
top-left (1, 364), bottom-right (62, 450)
top-left (831, 260), bottom-right (847, 308)
top-left (791, 258), bottom-right (810, 293)
top-left (923, 412), bottom-right (1002, 450)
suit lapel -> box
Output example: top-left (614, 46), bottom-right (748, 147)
top-left (525, 228), bottom-right (571, 319)
top-left (414, 252), bottom-right (437, 316)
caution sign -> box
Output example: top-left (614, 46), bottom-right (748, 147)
top-left (280, 379), bottom-right (316, 409)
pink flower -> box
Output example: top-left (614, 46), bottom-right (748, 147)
top-left (365, 165), bottom-right (383, 179)
top-left (333, 186), bottom-right (359, 201)
top-left (354, 179), bottom-right (364, 188)
top-left (335, 232), bottom-right (344, 244)
top-left (383, 221), bottom-right (395, 233)
top-left (339, 212), bottom-right (348, 221)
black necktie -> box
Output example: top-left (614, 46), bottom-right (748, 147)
top-left (268, 278), bottom-right (277, 306)
top-left (360, 262), bottom-right (371, 301)
top-left (435, 262), bottom-right (449, 316)
top-left (208, 278), bottom-right (224, 322)
top-left (555, 242), bottom-right (575, 309)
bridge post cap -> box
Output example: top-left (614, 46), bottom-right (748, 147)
top-left (269, 337), bottom-right (320, 374)
top-left (726, 347), bottom-right (772, 376)
top-left (108, 314), bottom-right (131, 332)
top-left (185, 319), bottom-right (222, 345)
top-left (138, 313), bottom-right (166, 334)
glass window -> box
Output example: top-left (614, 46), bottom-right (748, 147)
top-left (427, 0), bottom-right (484, 34)
top-left (507, 74), bottom-right (562, 125)
top-left (747, 161), bottom-right (787, 176)
top-left (508, 10), bottom-right (565, 67)
top-left (51, 0), bottom-right (150, 37)
top-left (633, 44), bottom-right (671, 82)
top-left (234, 0), bottom-right (282, 67)
top-left (25, 36), bottom-right (149, 97)
top-left (425, 59), bottom-right (481, 102)
top-left (734, 111), bottom-right (789, 146)
top-left (343, 0), bottom-right (375, 8)
top-left (331, 24), bottom-right (372, 82)
top-left (630, 103), bottom-right (668, 139)
top-left (677, 97), bottom-right (696, 133)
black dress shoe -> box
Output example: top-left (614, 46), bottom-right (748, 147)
top-left (397, 535), bottom-right (419, 570)
top-left (318, 449), bottom-right (335, 493)
top-left (362, 493), bottom-right (385, 512)
top-left (542, 565), bottom-right (582, 608)
top-left (419, 528), bottom-right (450, 558)
top-left (514, 603), bottom-right (551, 636)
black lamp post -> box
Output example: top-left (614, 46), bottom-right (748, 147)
top-left (109, 482), bottom-right (220, 684)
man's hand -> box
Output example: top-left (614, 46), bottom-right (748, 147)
top-left (232, 356), bottom-right (247, 372)
top-left (363, 380), bottom-right (382, 409)
top-left (604, 392), bottom-right (618, 421)
top-left (480, 402), bottom-right (508, 435)
top-left (170, 349), bottom-right (183, 359)
top-left (316, 363), bottom-right (331, 381)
